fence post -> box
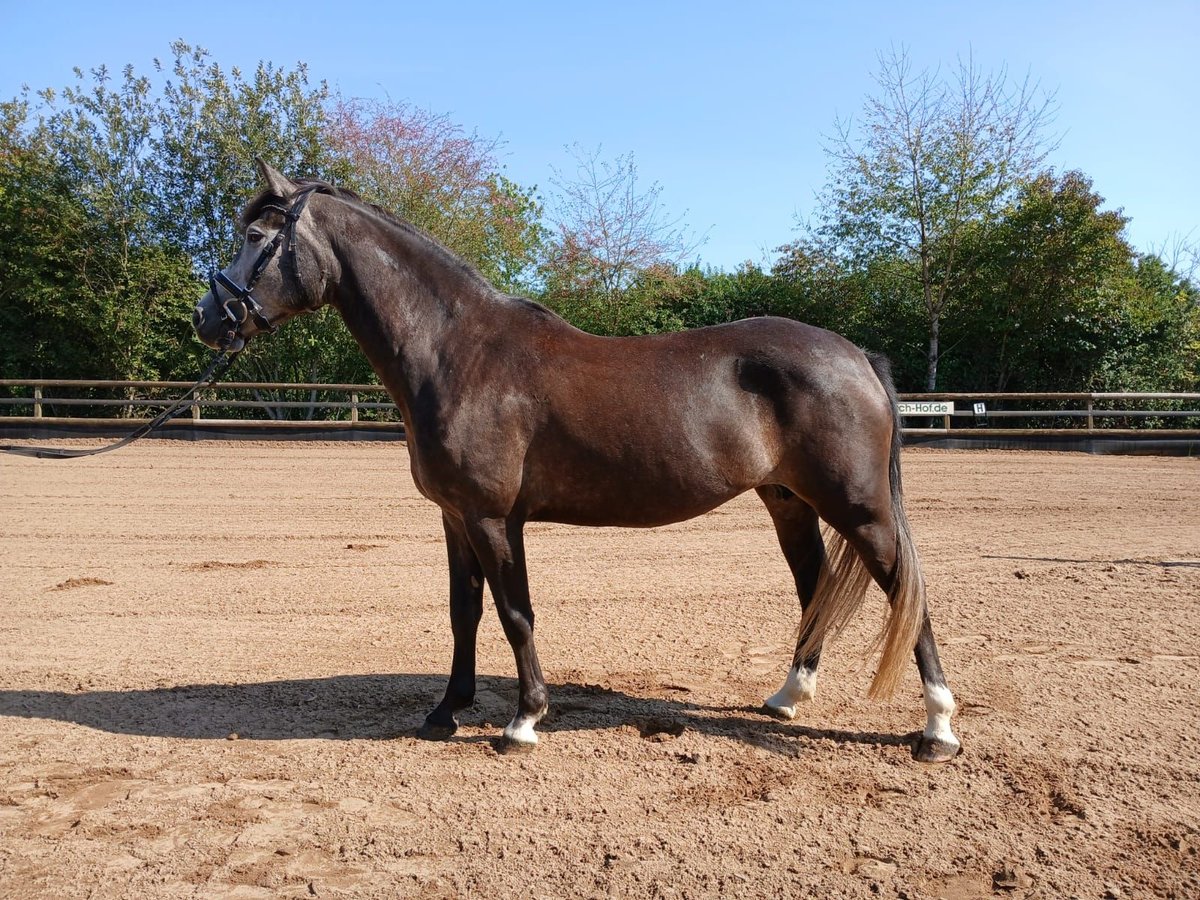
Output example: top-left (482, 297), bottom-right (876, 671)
top-left (33, 386), bottom-right (42, 418)
top-left (191, 391), bottom-right (201, 421)
top-left (350, 391), bottom-right (359, 423)
top-left (1086, 397), bottom-right (1094, 432)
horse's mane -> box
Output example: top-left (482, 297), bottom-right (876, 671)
top-left (240, 177), bottom-right (496, 292)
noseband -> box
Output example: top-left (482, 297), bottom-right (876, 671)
top-left (208, 187), bottom-right (317, 348)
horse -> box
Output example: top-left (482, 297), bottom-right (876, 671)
top-left (193, 160), bottom-right (961, 762)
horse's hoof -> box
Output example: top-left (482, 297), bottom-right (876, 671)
top-left (497, 735), bottom-right (538, 754)
top-left (417, 715), bottom-right (458, 741)
top-left (762, 701), bottom-right (797, 721)
top-left (913, 734), bottom-right (962, 763)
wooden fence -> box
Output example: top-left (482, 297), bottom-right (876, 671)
top-left (0, 380), bottom-right (401, 433)
top-left (1, 380), bottom-right (1199, 438)
top-left (894, 392), bottom-right (1200, 436)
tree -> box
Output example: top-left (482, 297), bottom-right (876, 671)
top-left (541, 144), bottom-right (702, 334)
top-left (934, 170), bottom-right (1199, 393)
top-left (2, 69), bottom-right (198, 382)
top-left (642, 262), bottom-right (807, 334)
top-left (950, 170), bottom-right (1133, 390)
top-left (324, 96), bottom-right (546, 294)
top-left (152, 41), bottom-right (335, 275)
top-left (0, 97), bottom-right (94, 378)
top-left (1, 42), bottom-right (557, 386)
top-left (816, 47), bottom-right (1055, 388)
top-left (0, 46), bottom-right (339, 384)
top-left (1113, 253), bottom-right (1199, 391)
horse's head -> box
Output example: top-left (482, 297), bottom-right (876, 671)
top-left (193, 160), bottom-right (334, 351)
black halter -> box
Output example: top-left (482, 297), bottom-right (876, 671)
top-left (208, 187), bottom-right (317, 348)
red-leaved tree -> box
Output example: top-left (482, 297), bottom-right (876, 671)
top-left (325, 97), bottom-right (545, 293)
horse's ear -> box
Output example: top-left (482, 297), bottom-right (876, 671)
top-left (255, 158), bottom-right (298, 199)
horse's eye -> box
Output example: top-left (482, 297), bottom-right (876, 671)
top-left (246, 230), bottom-right (265, 245)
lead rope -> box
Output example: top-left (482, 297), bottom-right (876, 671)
top-left (0, 348), bottom-right (240, 460)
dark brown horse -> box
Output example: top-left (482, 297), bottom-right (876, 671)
top-left (193, 161), bottom-right (960, 762)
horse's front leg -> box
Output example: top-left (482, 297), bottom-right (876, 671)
top-left (464, 515), bottom-right (548, 747)
top-left (418, 514), bottom-right (485, 740)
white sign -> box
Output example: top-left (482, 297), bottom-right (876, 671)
top-left (897, 401), bottom-right (954, 416)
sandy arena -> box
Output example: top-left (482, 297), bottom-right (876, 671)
top-left (1, 441), bottom-right (1197, 898)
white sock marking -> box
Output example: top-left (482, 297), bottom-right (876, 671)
top-left (502, 706), bottom-right (547, 746)
top-left (765, 666), bottom-right (818, 719)
top-left (922, 682), bottom-right (959, 747)
top-left (503, 717), bottom-right (538, 745)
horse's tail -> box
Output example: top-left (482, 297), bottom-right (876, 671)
top-left (863, 351), bottom-right (925, 699)
top-left (792, 351), bottom-right (925, 699)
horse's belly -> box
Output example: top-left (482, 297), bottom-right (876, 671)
top-left (530, 491), bottom-right (741, 528)
top-left (523, 458), bottom-right (756, 528)
top-left (521, 387), bottom-right (783, 526)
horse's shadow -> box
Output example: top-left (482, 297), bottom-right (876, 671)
top-left (0, 674), bottom-right (919, 757)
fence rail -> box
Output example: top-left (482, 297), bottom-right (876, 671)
top-left (0, 379), bottom-right (400, 428)
top-left (893, 391), bottom-right (1200, 435)
top-left (1, 380), bottom-right (1198, 437)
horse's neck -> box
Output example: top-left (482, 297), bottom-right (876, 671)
top-left (330, 216), bottom-right (492, 421)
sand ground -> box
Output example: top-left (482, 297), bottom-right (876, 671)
top-left (1, 442), bottom-right (1197, 899)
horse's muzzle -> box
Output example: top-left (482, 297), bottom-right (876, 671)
top-left (193, 294), bottom-right (246, 352)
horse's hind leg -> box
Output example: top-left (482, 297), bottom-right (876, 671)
top-left (756, 485), bottom-right (827, 719)
top-left (821, 503), bottom-right (962, 763)
top-left (913, 611), bottom-right (960, 762)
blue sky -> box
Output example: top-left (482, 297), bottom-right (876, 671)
top-left (2, 0), bottom-right (1197, 271)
